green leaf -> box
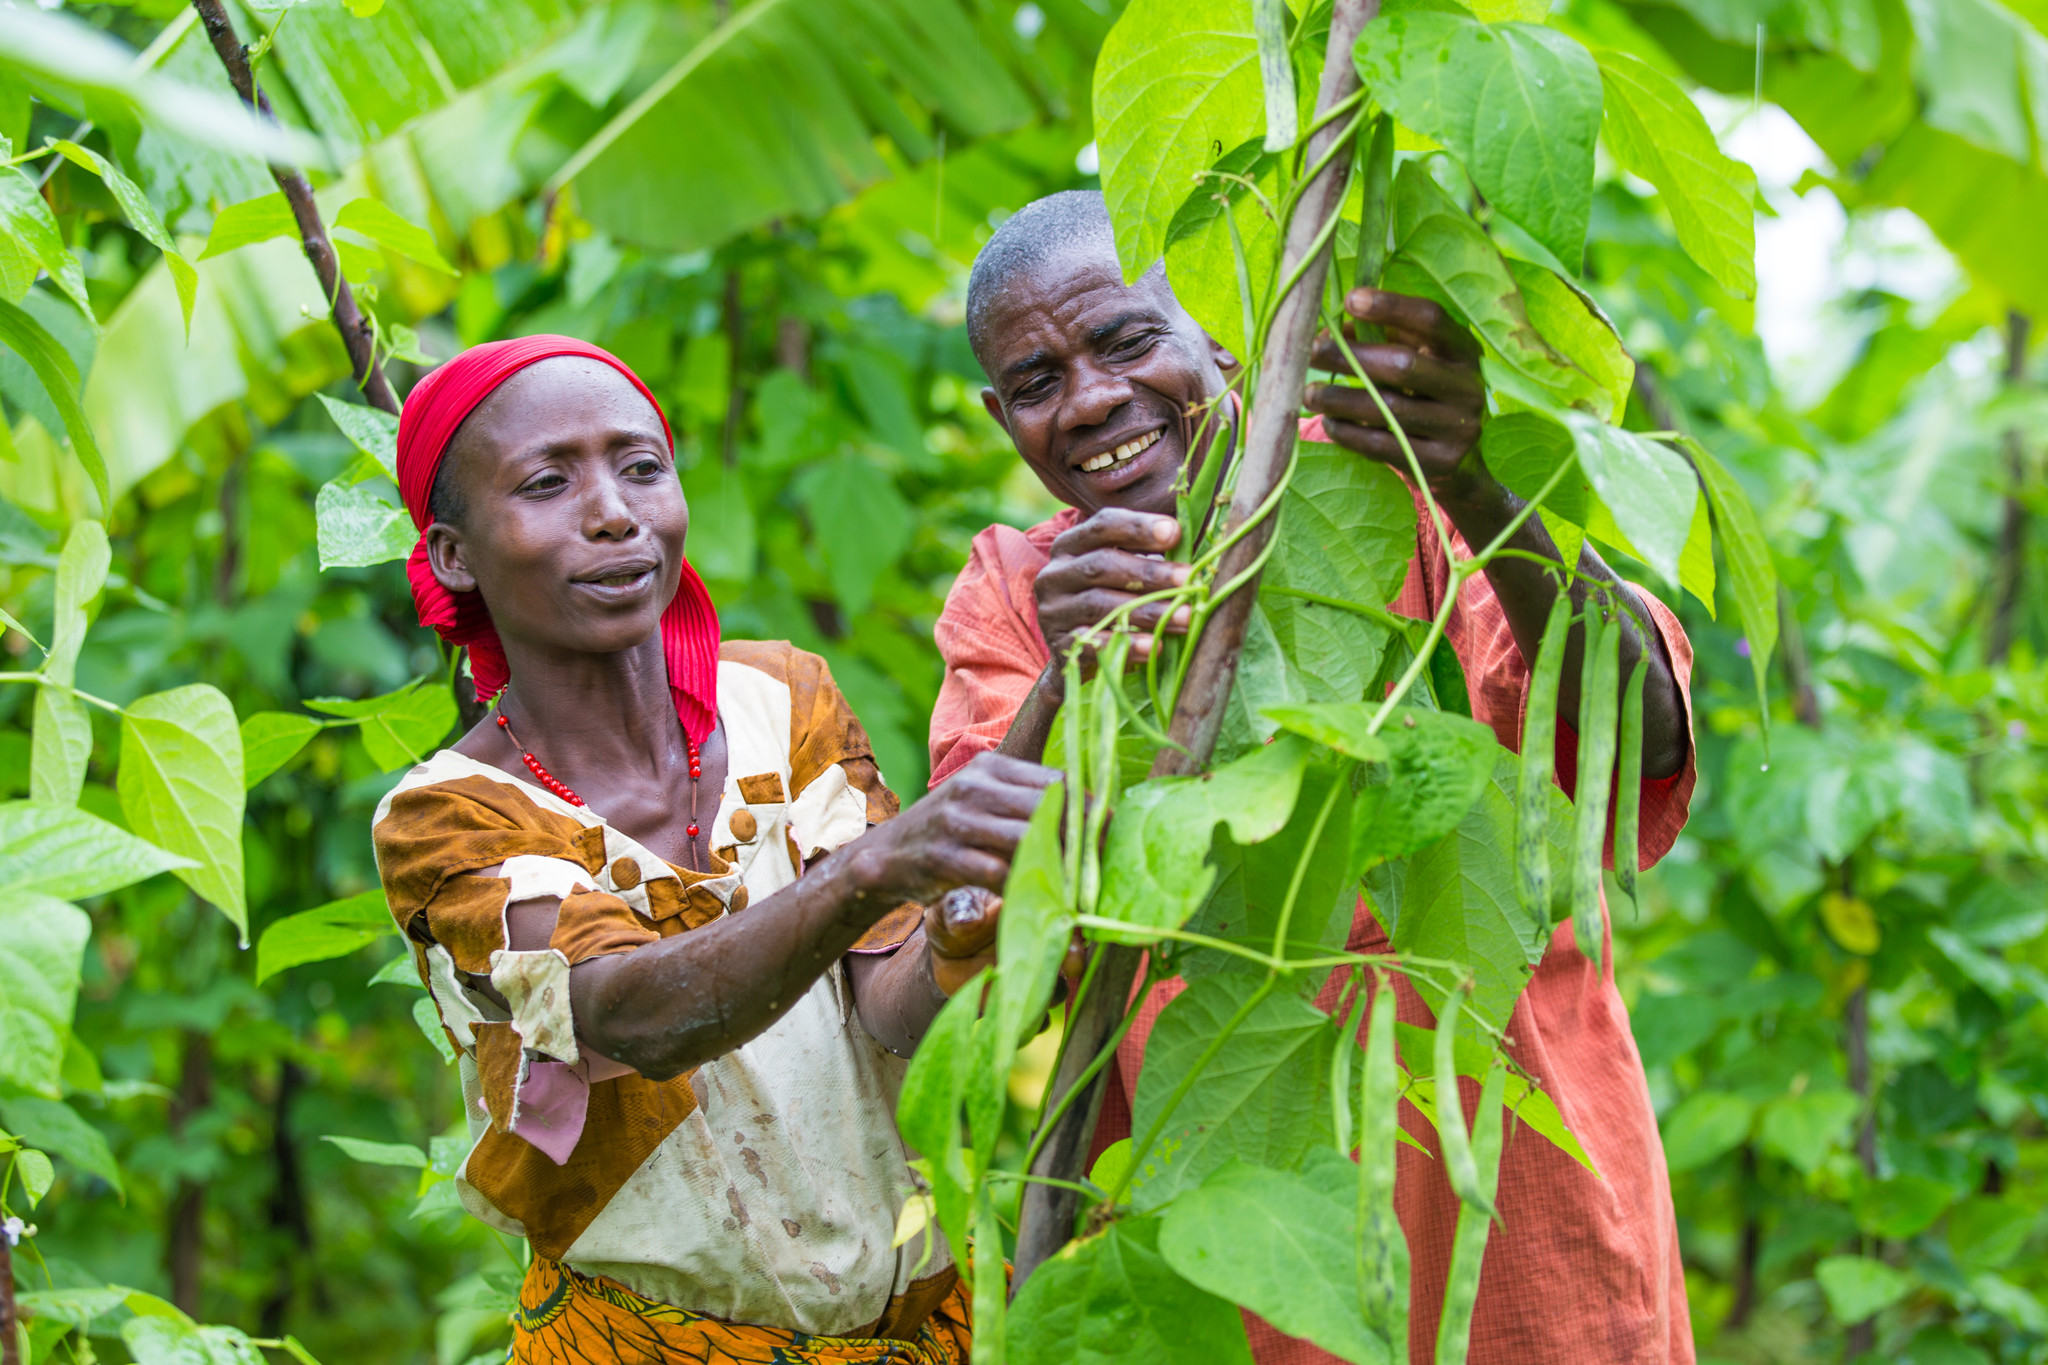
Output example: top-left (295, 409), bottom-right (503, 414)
top-left (0, 801), bottom-right (190, 901)
top-left (1480, 410), bottom-right (1589, 526)
top-left (256, 890), bottom-right (393, 984)
top-left (1504, 259), bottom-right (1633, 424)
top-left (316, 394), bottom-right (400, 479)
top-left (1948, 1196), bottom-right (2037, 1273)
top-left (794, 452), bottom-right (909, 617)
top-left (240, 712), bottom-right (322, 788)
top-left (1394, 1021), bottom-right (1595, 1174)
top-left (118, 685), bottom-right (247, 940)
top-left (305, 679), bottom-right (456, 771)
top-left (1163, 136), bottom-right (1279, 363)
top-left (14, 1147), bottom-right (53, 1207)
top-left (1383, 164), bottom-right (1591, 411)
top-left (1351, 705), bottom-right (1500, 866)
top-left (123, 1316), bottom-right (267, 1365)
top-left (49, 141), bottom-right (198, 334)
top-left (0, 167), bottom-right (91, 319)
top-left (1593, 48), bottom-right (1757, 298)
top-left (1160, 1161), bottom-right (1391, 1364)
top-left (30, 686), bottom-right (91, 808)
top-left (1565, 418), bottom-right (1697, 591)
top-left (679, 456), bottom-right (757, 582)
top-left (1, 1096), bottom-right (119, 1194)
top-left (41, 519), bottom-right (108, 689)
top-left (1660, 1089), bottom-right (1754, 1172)
top-left (1129, 975), bottom-right (1335, 1209)
top-left (1260, 704), bottom-right (1392, 764)
top-left (1855, 1174), bottom-right (1953, 1239)
top-left (1095, 0), bottom-right (1260, 280)
top-left (1096, 735), bottom-right (1310, 941)
top-left (0, 296), bottom-right (107, 507)
top-left (411, 993), bottom-right (457, 1065)
top-left (1009, 1217), bottom-right (1254, 1365)
top-left (1376, 763), bottom-right (1540, 1030)
top-left (333, 197), bottom-right (456, 275)
top-left (320, 1134), bottom-right (428, 1168)
top-left (987, 781), bottom-right (1073, 1050)
top-left (367, 950), bottom-right (421, 988)
top-left (314, 476), bottom-right (416, 569)
top-left (1355, 11), bottom-right (1602, 266)
top-left (0, 891), bottom-right (90, 1100)
top-left (1688, 440), bottom-right (1775, 714)
top-left (198, 192), bottom-right (298, 261)
top-left (1902, 0), bottom-right (2047, 170)
top-left (1756, 1088), bottom-right (1861, 1175)
top-left (1815, 1254), bottom-right (1914, 1324)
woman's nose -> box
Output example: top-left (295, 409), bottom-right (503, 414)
top-left (582, 472), bottom-right (637, 540)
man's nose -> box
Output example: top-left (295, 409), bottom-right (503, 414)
top-left (1063, 362), bottom-right (1135, 430)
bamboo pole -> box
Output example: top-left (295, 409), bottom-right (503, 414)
top-left (190, 0), bottom-right (399, 416)
top-left (1010, 0), bottom-right (1379, 1286)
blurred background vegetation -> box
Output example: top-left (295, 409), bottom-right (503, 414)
top-left (0, 0), bottom-right (2045, 1362)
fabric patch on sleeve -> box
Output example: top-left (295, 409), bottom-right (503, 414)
top-left (848, 902), bottom-right (923, 954)
top-left (736, 772), bottom-right (787, 804)
top-left (508, 1060), bottom-right (591, 1167)
top-left (375, 774), bottom-right (590, 928)
top-left (421, 874), bottom-right (511, 974)
top-left (426, 943), bottom-right (489, 1049)
top-left (789, 762), bottom-right (871, 860)
top-left (499, 854), bottom-right (597, 903)
top-left (475, 1020), bottom-right (524, 1130)
top-left (550, 888), bottom-right (661, 964)
top-left (491, 948), bottom-right (579, 1065)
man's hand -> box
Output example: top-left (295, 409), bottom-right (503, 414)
top-left (1034, 508), bottom-right (1194, 680)
top-left (845, 753), bottom-right (1058, 906)
top-left (1303, 288), bottom-right (1487, 494)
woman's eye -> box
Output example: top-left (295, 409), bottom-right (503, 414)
top-left (520, 473), bottom-right (566, 494)
top-left (627, 458), bottom-right (663, 477)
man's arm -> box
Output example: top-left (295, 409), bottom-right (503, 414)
top-left (1302, 288), bottom-right (1688, 779)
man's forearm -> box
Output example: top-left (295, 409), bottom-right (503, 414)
top-left (996, 666), bottom-right (1065, 763)
top-left (1436, 472), bottom-right (1688, 779)
top-left (845, 928), bottom-right (951, 1058)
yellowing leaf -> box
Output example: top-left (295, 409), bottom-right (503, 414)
top-left (1821, 892), bottom-right (1881, 955)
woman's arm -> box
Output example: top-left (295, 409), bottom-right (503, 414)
top-left (546, 753), bottom-right (1052, 1080)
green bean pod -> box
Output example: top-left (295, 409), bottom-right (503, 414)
top-left (1569, 607), bottom-right (1621, 971)
top-left (1433, 1062), bottom-right (1508, 1365)
top-left (1357, 976), bottom-right (1408, 1361)
top-left (1516, 594), bottom-right (1572, 934)
top-left (1330, 979), bottom-right (1368, 1155)
top-left (1614, 656), bottom-right (1648, 913)
top-left (1432, 989), bottom-right (1494, 1220)
top-left (1354, 113), bottom-right (1396, 295)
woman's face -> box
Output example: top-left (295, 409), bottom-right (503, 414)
top-left (423, 356), bottom-right (687, 660)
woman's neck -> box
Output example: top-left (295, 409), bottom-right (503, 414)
top-left (493, 633), bottom-right (689, 783)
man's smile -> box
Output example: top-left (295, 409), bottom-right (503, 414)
top-left (1075, 425), bottom-right (1163, 473)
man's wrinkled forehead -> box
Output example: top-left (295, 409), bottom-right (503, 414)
top-left (982, 254), bottom-right (1179, 373)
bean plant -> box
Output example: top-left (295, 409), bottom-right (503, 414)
top-left (894, 2), bottom-right (1777, 1361)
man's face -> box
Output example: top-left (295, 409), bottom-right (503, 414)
top-left (979, 255), bottom-right (1233, 518)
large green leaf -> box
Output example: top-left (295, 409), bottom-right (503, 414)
top-left (1350, 705), bottom-right (1500, 866)
top-left (1855, 123), bottom-right (2048, 320)
top-left (1902, 0), bottom-right (2048, 171)
top-left (0, 167), bottom-right (91, 319)
top-left (1094, 0), bottom-right (1261, 280)
top-left (1160, 1160), bottom-right (1391, 1364)
top-left (0, 801), bottom-right (190, 901)
top-left (49, 141), bottom-right (198, 333)
top-left (1130, 974), bottom-right (1335, 1209)
top-left (559, 0), bottom-right (1040, 253)
top-left (118, 685), bottom-right (247, 939)
top-left (197, 192), bottom-right (299, 261)
top-left (1, 1096), bottom-right (120, 1194)
top-left (29, 687), bottom-right (90, 808)
top-left (307, 679), bottom-right (456, 771)
top-left (1096, 735), bottom-right (1310, 941)
top-left (0, 891), bottom-right (91, 1100)
top-left (1265, 443), bottom-right (1415, 705)
top-left (1660, 1089), bottom-right (1755, 1172)
top-left (1564, 416), bottom-right (1698, 591)
top-left (1163, 136), bottom-right (1280, 363)
top-left (987, 781), bottom-right (1073, 1050)
top-left (314, 475), bottom-right (415, 570)
top-left (1815, 1254), bottom-right (1914, 1324)
top-left (122, 1316), bottom-right (266, 1365)
top-left (255, 890), bottom-right (394, 984)
top-left (1689, 440), bottom-right (1776, 712)
top-left (1009, 1217), bottom-right (1254, 1365)
top-left (0, 296), bottom-right (108, 507)
top-left (333, 198), bottom-right (456, 275)
top-left (1383, 164), bottom-right (1595, 412)
top-left (794, 452), bottom-right (910, 617)
top-left (1505, 259), bottom-right (1634, 424)
top-left (1478, 410), bottom-right (1590, 526)
top-left (239, 712), bottom-right (323, 788)
top-left (1355, 10), bottom-right (1602, 267)
top-left (1594, 48), bottom-right (1757, 298)
top-left (317, 394), bottom-right (401, 479)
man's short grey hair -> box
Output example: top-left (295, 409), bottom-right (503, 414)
top-left (967, 190), bottom-right (1159, 376)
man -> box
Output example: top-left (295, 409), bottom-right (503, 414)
top-left (931, 191), bottom-right (1698, 1362)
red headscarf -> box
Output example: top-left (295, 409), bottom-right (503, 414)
top-left (395, 335), bottom-right (720, 745)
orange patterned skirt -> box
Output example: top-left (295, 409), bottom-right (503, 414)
top-left (510, 1259), bottom-right (973, 1364)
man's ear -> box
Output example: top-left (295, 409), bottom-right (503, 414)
top-left (981, 387), bottom-right (1011, 438)
top-left (424, 523), bottom-right (478, 595)
top-left (1208, 334), bottom-right (1240, 374)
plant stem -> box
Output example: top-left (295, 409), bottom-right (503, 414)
top-left (189, 0), bottom-right (399, 416)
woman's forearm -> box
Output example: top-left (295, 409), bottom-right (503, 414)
top-left (997, 667), bottom-right (1064, 763)
top-left (845, 928), bottom-right (951, 1058)
top-left (568, 856), bottom-right (895, 1080)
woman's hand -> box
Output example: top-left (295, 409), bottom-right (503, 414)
top-left (842, 753), bottom-right (1059, 908)
top-left (922, 886), bottom-right (1090, 999)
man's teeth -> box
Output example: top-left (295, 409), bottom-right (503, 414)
top-left (1079, 428), bottom-right (1162, 474)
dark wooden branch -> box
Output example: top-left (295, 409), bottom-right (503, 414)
top-left (191, 0), bottom-right (399, 416)
top-left (1988, 311), bottom-right (2032, 665)
top-left (1011, 0), bottom-right (1378, 1287)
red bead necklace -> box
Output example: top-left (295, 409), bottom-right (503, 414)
top-left (494, 707), bottom-right (705, 846)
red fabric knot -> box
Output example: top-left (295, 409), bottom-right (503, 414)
top-left (394, 335), bottom-right (720, 745)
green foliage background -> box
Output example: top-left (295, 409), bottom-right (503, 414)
top-left (0, 0), bottom-right (2043, 1362)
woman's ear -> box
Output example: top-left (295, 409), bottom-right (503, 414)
top-left (424, 523), bottom-right (478, 595)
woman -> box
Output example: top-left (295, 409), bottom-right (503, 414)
top-left (370, 336), bottom-right (1052, 1363)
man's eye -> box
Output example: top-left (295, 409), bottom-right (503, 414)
top-left (1110, 333), bottom-right (1156, 359)
top-left (1014, 376), bottom-right (1055, 402)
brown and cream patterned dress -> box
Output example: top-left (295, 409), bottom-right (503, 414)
top-left (372, 641), bottom-right (952, 1343)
